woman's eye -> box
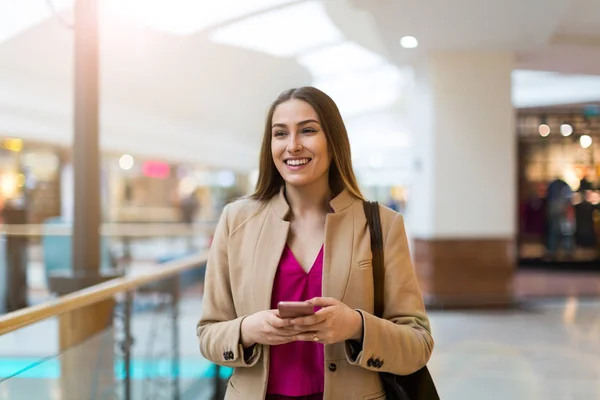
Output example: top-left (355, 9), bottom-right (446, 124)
top-left (274, 131), bottom-right (287, 137)
top-left (302, 128), bottom-right (316, 134)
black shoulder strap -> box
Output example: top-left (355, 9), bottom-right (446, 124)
top-left (363, 201), bottom-right (384, 318)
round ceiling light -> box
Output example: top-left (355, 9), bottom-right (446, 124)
top-left (560, 123), bottom-right (573, 136)
top-left (119, 154), bottom-right (134, 170)
top-left (580, 135), bottom-right (592, 149)
top-left (539, 124), bottom-right (551, 137)
top-left (400, 36), bottom-right (418, 49)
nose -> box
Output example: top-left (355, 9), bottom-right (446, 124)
top-left (287, 133), bottom-right (302, 154)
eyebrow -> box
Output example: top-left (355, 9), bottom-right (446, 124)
top-left (272, 119), bottom-right (320, 129)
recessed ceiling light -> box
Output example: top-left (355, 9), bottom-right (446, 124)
top-left (400, 36), bottom-right (418, 49)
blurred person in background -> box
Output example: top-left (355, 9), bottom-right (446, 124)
top-left (180, 188), bottom-right (200, 251)
top-left (545, 176), bottom-right (574, 260)
top-left (575, 190), bottom-right (597, 251)
top-left (197, 87), bottom-right (433, 400)
top-left (520, 182), bottom-right (546, 240)
top-left (180, 188), bottom-right (200, 225)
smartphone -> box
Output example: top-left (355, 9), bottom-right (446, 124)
top-left (277, 301), bottom-right (315, 318)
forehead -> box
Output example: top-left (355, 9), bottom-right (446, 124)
top-left (272, 99), bottom-right (320, 125)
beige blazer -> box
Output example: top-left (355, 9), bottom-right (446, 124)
top-left (197, 188), bottom-right (433, 400)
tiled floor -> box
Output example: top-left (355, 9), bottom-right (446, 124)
top-left (427, 298), bottom-right (600, 400)
top-left (516, 270), bottom-right (600, 298)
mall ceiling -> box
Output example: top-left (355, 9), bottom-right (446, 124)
top-left (0, 0), bottom-right (599, 170)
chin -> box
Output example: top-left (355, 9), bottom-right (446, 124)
top-left (282, 172), bottom-right (330, 189)
top-left (282, 176), bottom-right (317, 187)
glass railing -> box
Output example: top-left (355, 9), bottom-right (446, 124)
top-left (0, 249), bottom-right (226, 400)
top-left (0, 317), bottom-right (61, 400)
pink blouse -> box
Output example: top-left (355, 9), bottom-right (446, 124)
top-left (267, 245), bottom-right (324, 398)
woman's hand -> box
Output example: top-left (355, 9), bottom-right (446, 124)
top-left (289, 297), bottom-right (363, 345)
top-left (240, 310), bottom-right (299, 348)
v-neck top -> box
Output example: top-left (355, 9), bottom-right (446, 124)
top-left (266, 244), bottom-right (324, 398)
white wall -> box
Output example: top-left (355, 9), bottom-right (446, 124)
top-left (408, 51), bottom-right (516, 238)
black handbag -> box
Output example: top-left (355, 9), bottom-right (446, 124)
top-left (363, 201), bottom-right (440, 400)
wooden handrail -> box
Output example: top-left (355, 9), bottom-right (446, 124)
top-left (0, 222), bottom-right (217, 237)
top-left (0, 252), bottom-right (209, 336)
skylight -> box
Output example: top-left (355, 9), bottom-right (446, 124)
top-left (512, 70), bottom-right (600, 108)
top-left (111, 0), bottom-right (298, 35)
top-left (0, 0), bottom-right (72, 44)
top-left (297, 41), bottom-right (385, 77)
top-left (313, 64), bottom-right (406, 116)
top-left (209, 1), bottom-right (344, 57)
top-left (0, 0), bottom-right (299, 42)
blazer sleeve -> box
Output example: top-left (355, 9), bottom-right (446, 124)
top-left (344, 213), bottom-right (434, 375)
top-left (196, 204), bottom-right (262, 368)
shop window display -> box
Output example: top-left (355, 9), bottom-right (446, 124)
top-left (518, 110), bottom-right (600, 269)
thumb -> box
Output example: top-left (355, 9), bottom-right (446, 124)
top-left (307, 297), bottom-right (338, 307)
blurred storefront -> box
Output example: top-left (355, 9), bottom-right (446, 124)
top-left (0, 137), bottom-right (64, 225)
top-left (105, 154), bottom-right (180, 223)
top-left (105, 153), bottom-right (248, 224)
top-left (0, 139), bottom-right (24, 216)
top-left (517, 106), bottom-right (600, 270)
top-left (0, 136), bottom-right (251, 227)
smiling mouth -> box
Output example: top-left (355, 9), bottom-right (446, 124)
top-left (285, 158), bottom-right (312, 166)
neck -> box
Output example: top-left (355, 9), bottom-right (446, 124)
top-left (284, 179), bottom-right (333, 218)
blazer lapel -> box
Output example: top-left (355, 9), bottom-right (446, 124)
top-left (323, 191), bottom-right (355, 302)
top-left (252, 190), bottom-right (290, 311)
top-left (251, 188), bottom-right (358, 307)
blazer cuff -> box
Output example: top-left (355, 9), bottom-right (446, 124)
top-left (240, 343), bottom-right (261, 366)
top-left (344, 310), bottom-right (385, 371)
top-left (344, 310), bottom-right (365, 361)
top-left (215, 316), bottom-right (261, 368)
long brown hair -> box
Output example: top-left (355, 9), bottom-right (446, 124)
top-left (251, 87), bottom-right (364, 202)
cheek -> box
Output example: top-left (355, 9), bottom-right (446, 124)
top-left (318, 139), bottom-right (331, 164)
top-left (271, 142), bottom-right (283, 162)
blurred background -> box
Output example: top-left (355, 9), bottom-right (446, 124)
top-left (1, 0), bottom-right (600, 399)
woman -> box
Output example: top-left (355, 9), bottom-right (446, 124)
top-left (197, 87), bottom-right (433, 400)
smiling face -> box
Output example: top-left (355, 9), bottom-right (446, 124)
top-left (271, 99), bottom-right (332, 189)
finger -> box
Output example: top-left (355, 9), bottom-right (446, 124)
top-left (293, 332), bottom-right (318, 342)
top-left (293, 330), bottom-right (330, 344)
top-left (289, 321), bottom-right (327, 333)
top-left (262, 322), bottom-right (294, 337)
top-left (306, 297), bottom-right (339, 307)
top-left (270, 309), bottom-right (283, 319)
top-left (271, 327), bottom-right (300, 337)
top-left (289, 313), bottom-right (327, 326)
top-left (269, 317), bottom-right (292, 329)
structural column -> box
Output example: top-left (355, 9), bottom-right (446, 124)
top-left (72, 0), bottom-right (101, 278)
top-left (407, 51), bottom-right (516, 308)
top-left (50, 0), bottom-right (120, 396)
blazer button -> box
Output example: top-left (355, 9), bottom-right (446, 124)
top-left (228, 351), bottom-right (234, 359)
top-left (328, 363), bottom-right (337, 372)
top-left (223, 352), bottom-right (229, 360)
top-left (367, 358), bottom-right (374, 367)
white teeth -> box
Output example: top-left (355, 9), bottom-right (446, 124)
top-left (286, 159), bottom-right (310, 166)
